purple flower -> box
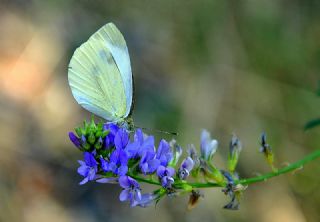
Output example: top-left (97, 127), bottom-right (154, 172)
top-left (100, 156), bottom-right (108, 171)
top-left (157, 165), bottom-right (175, 188)
top-left (99, 128), bottom-right (130, 176)
top-left (77, 152), bottom-right (98, 185)
top-left (103, 123), bottom-right (120, 148)
top-left (136, 193), bottom-right (160, 208)
top-left (119, 176), bottom-right (141, 207)
top-left (100, 148), bottom-right (128, 176)
top-left (139, 150), bottom-right (160, 174)
top-left (178, 157), bottom-right (194, 180)
top-left (156, 139), bottom-right (173, 167)
top-left (69, 132), bottom-right (81, 148)
top-left (200, 130), bottom-right (218, 161)
top-left (114, 128), bottom-right (129, 150)
top-left (126, 128), bottom-right (155, 158)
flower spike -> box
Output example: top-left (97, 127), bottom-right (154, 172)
top-left (68, 119), bottom-right (320, 209)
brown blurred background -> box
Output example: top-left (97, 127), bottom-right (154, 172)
top-left (0, 0), bottom-right (320, 221)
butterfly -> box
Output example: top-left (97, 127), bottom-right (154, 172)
top-left (68, 23), bottom-right (134, 129)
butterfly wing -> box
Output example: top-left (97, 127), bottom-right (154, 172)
top-left (68, 23), bottom-right (133, 122)
top-left (99, 23), bottom-right (133, 118)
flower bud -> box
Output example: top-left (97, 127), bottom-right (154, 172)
top-left (228, 134), bottom-right (242, 173)
top-left (88, 132), bottom-right (96, 145)
top-left (168, 139), bottom-right (182, 167)
top-left (200, 130), bottom-right (218, 162)
top-left (94, 137), bottom-right (103, 150)
top-left (69, 132), bottom-right (81, 148)
top-left (202, 162), bottom-right (225, 185)
top-left (187, 144), bottom-right (200, 178)
top-left (260, 133), bottom-right (277, 172)
top-left (81, 135), bottom-right (91, 150)
top-left (178, 157), bottom-right (194, 180)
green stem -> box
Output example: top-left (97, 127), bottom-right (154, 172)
top-left (128, 174), bottom-right (160, 186)
top-left (127, 150), bottom-right (320, 189)
top-left (237, 149), bottom-right (320, 186)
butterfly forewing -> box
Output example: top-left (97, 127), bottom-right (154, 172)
top-left (94, 23), bottom-right (133, 117)
top-left (68, 23), bottom-right (133, 122)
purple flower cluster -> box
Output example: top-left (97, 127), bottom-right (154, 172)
top-left (69, 122), bottom-right (246, 210)
top-left (69, 123), bottom-right (177, 207)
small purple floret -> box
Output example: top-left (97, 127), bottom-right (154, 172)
top-left (156, 139), bottom-right (173, 167)
top-left (178, 157), bottom-right (194, 180)
top-left (103, 123), bottom-right (120, 148)
top-left (100, 148), bottom-right (129, 176)
top-left (157, 165), bottom-right (175, 188)
top-left (139, 150), bottom-right (160, 174)
top-left (77, 152), bottom-right (98, 185)
top-left (126, 128), bottom-right (155, 158)
top-left (114, 128), bottom-right (129, 150)
top-left (119, 176), bottom-right (141, 207)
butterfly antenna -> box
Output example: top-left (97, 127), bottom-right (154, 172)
top-left (135, 126), bottom-right (178, 136)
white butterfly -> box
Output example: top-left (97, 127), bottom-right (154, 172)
top-left (68, 23), bottom-right (134, 126)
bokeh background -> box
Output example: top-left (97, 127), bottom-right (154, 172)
top-left (1, 0), bottom-right (320, 221)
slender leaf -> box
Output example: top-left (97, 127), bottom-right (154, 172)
top-left (304, 118), bottom-right (320, 130)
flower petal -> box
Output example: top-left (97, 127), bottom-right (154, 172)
top-left (140, 136), bottom-right (155, 153)
top-left (148, 159), bottom-right (160, 173)
top-left (84, 152), bottom-right (97, 167)
top-left (140, 163), bottom-right (149, 174)
top-left (88, 168), bottom-right (96, 180)
top-left (77, 165), bottom-right (89, 177)
top-left (100, 157), bottom-right (109, 172)
top-left (119, 176), bottom-right (130, 188)
top-left (115, 128), bottom-right (129, 150)
top-left (119, 150), bottom-right (128, 165)
top-left (119, 189), bottom-right (130, 201)
top-left (156, 165), bottom-right (166, 177)
top-left (96, 177), bottom-right (118, 183)
top-left (181, 157), bottom-right (194, 172)
top-left (79, 177), bottom-right (89, 185)
top-left (134, 128), bottom-right (144, 144)
top-left (200, 130), bottom-right (218, 160)
top-left (126, 141), bottom-right (140, 158)
top-left (166, 167), bottom-right (175, 177)
top-left (118, 165), bottom-right (128, 176)
top-left (137, 193), bottom-right (156, 208)
top-left (69, 132), bottom-right (81, 147)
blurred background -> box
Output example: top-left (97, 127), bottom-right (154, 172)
top-left (1, 0), bottom-right (320, 221)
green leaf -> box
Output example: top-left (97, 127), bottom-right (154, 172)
top-left (304, 118), bottom-right (320, 130)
